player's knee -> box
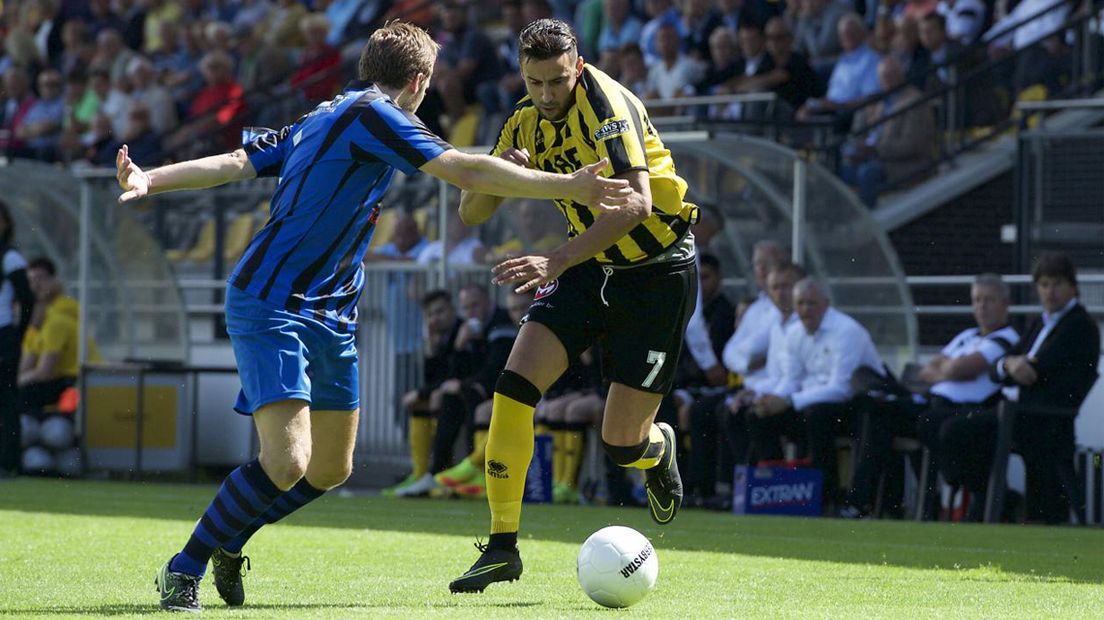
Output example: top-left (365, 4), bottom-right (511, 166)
top-left (261, 447), bottom-right (311, 490)
top-left (495, 370), bottom-right (542, 408)
top-left (309, 461), bottom-right (352, 490)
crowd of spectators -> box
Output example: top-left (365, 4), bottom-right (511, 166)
top-left (0, 0), bottom-right (1085, 207)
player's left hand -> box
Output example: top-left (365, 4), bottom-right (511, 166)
top-left (492, 253), bottom-right (565, 294)
top-left (116, 144), bottom-right (150, 203)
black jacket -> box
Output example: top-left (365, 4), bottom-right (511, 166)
top-left (992, 302), bottom-right (1100, 411)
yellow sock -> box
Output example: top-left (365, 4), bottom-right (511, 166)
top-left (561, 429), bottom-right (585, 490)
top-left (486, 392), bottom-right (536, 534)
top-left (409, 415), bottom-right (434, 478)
top-left (535, 422), bottom-right (550, 436)
top-left (551, 428), bottom-right (566, 486)
top-left (468, 428), bottom-right (489, 468)
top-left (625, 424), bottom-right (666, 470)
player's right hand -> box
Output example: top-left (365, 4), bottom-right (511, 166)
top-left (116, 144), bottom-right (150, 203)
top-left (500, 147), bottom-right (530, 167)
top-left (569, 158), bottom-right (631, 212)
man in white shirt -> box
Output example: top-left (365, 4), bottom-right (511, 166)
top-left (734, 262), bottom-right (804, 465)
top-left (845, 274), bottom-right (1018, 518)
top-left (721, 240), bottom-right (784, 386)
top-left (755, 277), bottom-right (883, 509)
top-left (943, 254), bottom-right (1099, 523)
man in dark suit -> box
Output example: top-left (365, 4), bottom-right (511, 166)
top-left (942, 253), bottom-right (1100, 523)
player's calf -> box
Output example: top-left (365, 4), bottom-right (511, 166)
top-left (603, 423), bottom-right (682, 525)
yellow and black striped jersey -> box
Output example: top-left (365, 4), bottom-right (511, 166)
top-left (492, 64), bottom-right (697, 266)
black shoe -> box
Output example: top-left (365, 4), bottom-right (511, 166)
top-left (644, 422), bottom-right (682, 525)
top-left (155, 556), bottom-right (202, 613)
top-left (448, 541), bottom-right (523, 593)
top-left (211, 548), bottom-right (249, 607)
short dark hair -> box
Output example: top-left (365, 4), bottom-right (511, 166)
top-left (1032, 252), bottom-right (1078, 288)
top-left (922, 12), bottom-right (946, 30)
top-left (699, 252), bottom-right (721, 271)
top-left (518, 18), bottom-right (578, 63)
top-left (358, 21), bottom-right (440, 89)
top-left (620, 43), bottom-right (643, 59)
top-left (421, 289), bottom-right (452, 308)
top-left (29, 256), bottom-right (57, 276)
top-left (738, 20), bottom-right (764, 34)
top-left (769, 261), bottom-right (807, 281)
top-left (459, 282), bottom-right (489, 299)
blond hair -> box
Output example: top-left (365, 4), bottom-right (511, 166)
top-left (357, 21), bottom-right (439, 89)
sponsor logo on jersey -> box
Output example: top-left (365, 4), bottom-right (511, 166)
top-left (534, 280), bottom-right (558, 300)
top-left (594, 119), bottom-right (630, 142)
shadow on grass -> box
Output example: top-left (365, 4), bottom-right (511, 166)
top-left (0, 601), bottom-right (543, 616)
top-left (2, 479), bottom-right (1102, 585)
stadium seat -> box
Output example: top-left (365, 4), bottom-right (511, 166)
top-left (168, 217), bottom-right (216, 263)
top-left (222, 211), bottom-right (258, 263)
top-left (447, 104), bottom-right (484, 148)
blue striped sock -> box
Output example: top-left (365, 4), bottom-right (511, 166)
top-left (168, 459), bottom-right (281, 577)
top-left (221, 478), bottom-right (326, 554)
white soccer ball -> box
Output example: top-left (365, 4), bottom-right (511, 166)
top-left (54, 447), bottom-right (82, 477)
top-left (40, 416), bottom-right (74, 450)
top-left (20, 414), bottom-right (40, 448)
top-left (22, 446), bottom-right (54, 473)
top-left (576, 525), bottom-right (658, 608)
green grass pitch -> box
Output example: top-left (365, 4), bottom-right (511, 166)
top-left (1, 479), bottom-right (1102, 618)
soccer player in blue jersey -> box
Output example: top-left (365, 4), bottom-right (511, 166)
top-left (114, 21), bottom-right (631, 613)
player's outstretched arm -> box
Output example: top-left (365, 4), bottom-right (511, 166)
top-left (116, 144), bottom-right (257, 203)
top-left (457, 148), bottom-right (531, 225)
top-left (421, 150), bottom-right (631, 210)
top-left (492, 170), bottom-right (653, 294)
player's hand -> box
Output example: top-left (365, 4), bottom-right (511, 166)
top-left (704, 363), bottom-right (727, 387)
top-left (754, 394), bottom-right (789, 417)
top-left (116, 144), bottom-right (150, 203)
top-left (568, 158), bottom-right (632, 212)
top-left (1004, 355), bottom-right (1038, 386)
top-left (500, 147), bottom-right (530, 167)
top-left (492, 252), bottom-right (565, 294)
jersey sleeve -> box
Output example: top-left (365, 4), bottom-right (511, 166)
top-left (354, 101), bottom-right (452, 175)
top-left (490, 105), bottom-right (526, 157)
top-left (3, 249), bottom-right (27, 276)
top-left (243, 125), bottom-right (294, 178)
top-left (580, 70), bottom-right (649, 175)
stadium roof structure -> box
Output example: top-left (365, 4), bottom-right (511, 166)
top-left (1, 160), bottom-right (189, 365)
top-left (668, 132), bottom-right (917, 368)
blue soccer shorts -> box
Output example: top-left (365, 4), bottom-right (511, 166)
top-left (225, 286), bottom-right (359, 415)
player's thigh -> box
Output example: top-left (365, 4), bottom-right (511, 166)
top-left (603, 262), bottom-right (697, 395)
top-left (225, 289), bottom-right (314, 414)
top-left (514, 261), bottom-right (604, 392)
top-left (601, 382), bottom-right (665, 445)
top-left (306, 408), bottom-right (360, 489)
top-left (307, 328), bottom-right (359, 414)
top-left (253, 399), bottom-right (312, 489)
top-left (502, 321), bottom-right (571, 394)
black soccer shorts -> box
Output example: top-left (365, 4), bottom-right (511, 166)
top-left (523, 257), bottom-right (697, 395)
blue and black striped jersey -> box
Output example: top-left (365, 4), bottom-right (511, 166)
top-left (230, 85), bottom-right (450, 332)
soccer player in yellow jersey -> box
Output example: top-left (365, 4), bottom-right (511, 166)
top-left (450, 18), bottom-right (699, 593)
